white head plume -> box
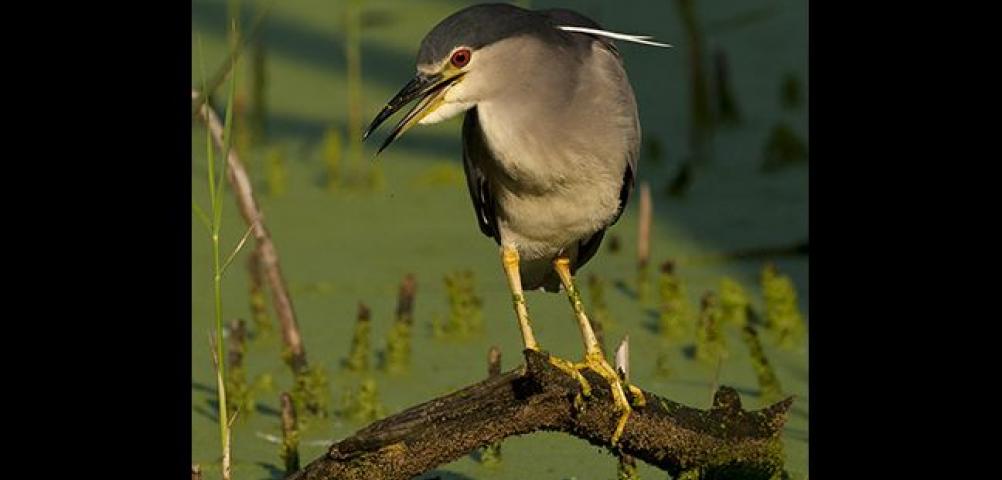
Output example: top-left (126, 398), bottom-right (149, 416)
top-left (557, 26), bottom-right (673, 48)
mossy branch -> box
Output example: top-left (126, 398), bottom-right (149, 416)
top-left (288, 349), bottom-right (793, 480)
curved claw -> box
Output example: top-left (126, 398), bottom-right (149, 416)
top-left (549, 355), bottom-right (592, 398)
top-left (549, 353), bottom-right (638, 444)
top-left (627, 384), bottom-right (647, 407)
top-left (576, 353), bottom-right (633, 444)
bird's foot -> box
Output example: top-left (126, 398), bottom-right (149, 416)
top-left (576, 351), bottom-right (636, 444)
top-left (627, 384), bottom-right (646, 408)
top-left (549, 355), bottom-right (592, 410)
top-left (550, 352), bottom-right (641, 444)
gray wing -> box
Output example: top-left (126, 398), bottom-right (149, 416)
top-left (540, 8), bottom-right (637, 227)
top-left (540, 8), bottom-right (639, 269)
top-left (461, 108), bottom-right (500, 244)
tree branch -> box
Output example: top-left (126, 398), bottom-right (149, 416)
top-left (290, 349), bottom-right (793, 480)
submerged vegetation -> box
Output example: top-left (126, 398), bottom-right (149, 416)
top-left (344, 303), bottom-right (372, 372)
top-left (761, 264), bottom-right (806, 349)
top-left (695, 292), bottom-right (727, 364)
top-left (340, 377), bottom-right (387, 422)
top-left (382, 274), bottom-right (416, 373)
top-left (287, 352), bottom-right (331, 418)
top-left (657, 261), bottom-right (691, 340)
top-left (435, 270), bottom-right (484, 338)
top-left (742, 324), bottom-right (785, 406)
top-left (719, 277), bottom-right (750, 328)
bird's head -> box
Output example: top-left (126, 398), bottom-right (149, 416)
top-left (363, 3), bottom-right (670, 154)
top-left (362, 4), bottom-right (565, 154)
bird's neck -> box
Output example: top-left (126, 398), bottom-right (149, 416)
top-left (475, 95), bottom-right (571, 191)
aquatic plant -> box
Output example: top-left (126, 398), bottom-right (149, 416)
top-left (719, 277), bottom-right (750, 327)
top-left (344, 302), bottom-right (372, 372)
top-left (383, 275), bottom-right (416, 373)
top-left (279, 392), bottom-right (300, 474)
top-left (657, 261), bottom-right (690, 340)
top-left (225, 319), bottom-right (254, 419)
top-left (695, 292), bottom-right (727, 364)
top-left (341, 377), bottom-right (387, 422)
top-left (760, 263), bottom-right (805, 349)
top-left (439, 270), bottom-right (483, 337)
top-left (288, 356), bottom-right (330, 419)
top-left (742, 324), bottom-right (784, 405)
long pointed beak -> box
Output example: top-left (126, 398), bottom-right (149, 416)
top-left (362, 72), bottom-right (463, 155)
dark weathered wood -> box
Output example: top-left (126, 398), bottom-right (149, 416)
top-left (480, 345), bottom-right (503, 466)
top-left (289, 350), bottom-right (792, 480)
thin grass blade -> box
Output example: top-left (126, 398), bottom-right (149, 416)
top-left (192, 200), bottom-right (212, 231)
top-left (220, 223), bottom-right (255, 275)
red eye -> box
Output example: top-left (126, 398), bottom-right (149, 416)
top-left (450, 49), bottom-right (471, 68)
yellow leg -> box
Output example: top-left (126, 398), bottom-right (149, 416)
top-left (501, 246), bottom-right (538, 351)
top-left (553, 255), bottom-right (644, 444)
top-left (501, 247), bottom-right (593, 403)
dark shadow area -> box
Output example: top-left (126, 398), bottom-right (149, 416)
top-left (193, 404), bottom-right (219, 423)
top-left (193, 380), bottom-right (280, 417)
top-left (640, 307), bottom-right (660, 334)
top-left (255, 462), bottom-right (286, 480)
top-left (613, 279), bottom-right (638, 300)
top-left (192, 381), bottom-right (216, 395)
top-left (192, 1), bottom-right (416, 89)
top-left (681, 344), bottom-right (697, 360)
top-left (256, 402), bottom-right (282, 417)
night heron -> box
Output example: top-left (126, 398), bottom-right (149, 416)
top-left (363, 3), bottom-right (669, 443)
